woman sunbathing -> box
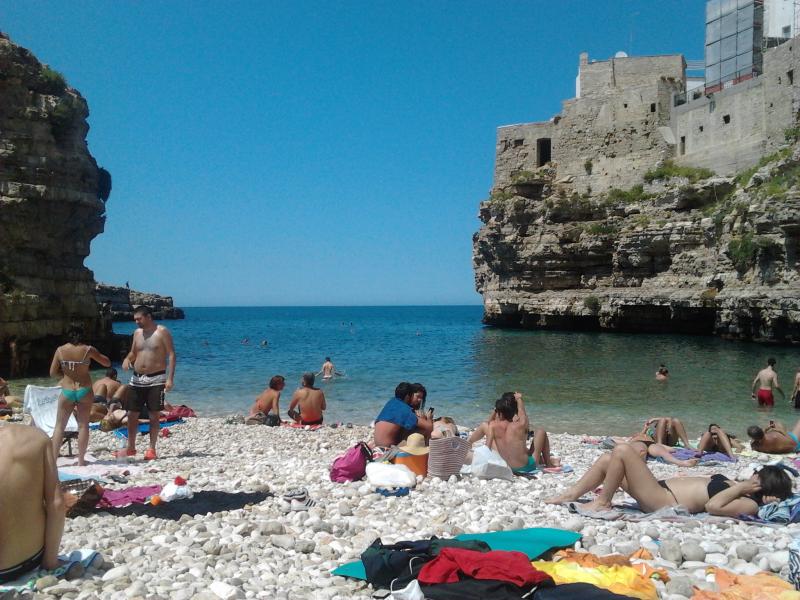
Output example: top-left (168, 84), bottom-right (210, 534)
top-left (697, 424), bottom-right (743, 458)
top-left (546, 443), bottom-right (792, 516)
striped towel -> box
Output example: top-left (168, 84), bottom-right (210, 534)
top-left (428, 436), bottom-right (468, 479)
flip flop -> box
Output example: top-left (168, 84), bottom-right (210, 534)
top-left (290, 498), bottom-right (316, 511)
top-left (282, 487), bottom-right (309, 502)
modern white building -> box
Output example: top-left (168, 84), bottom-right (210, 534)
top-left (763, 0), bottom-right (795, 39)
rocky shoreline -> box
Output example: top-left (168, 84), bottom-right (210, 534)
top-left (17, 417), bottom-right (796, 599)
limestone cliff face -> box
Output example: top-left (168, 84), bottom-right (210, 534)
top-left (0, 32), bottom-right (112, 373)
top-left (474, 150), bottom-right (800, 343)
top-left (96, 284), bottom-right (185, 322)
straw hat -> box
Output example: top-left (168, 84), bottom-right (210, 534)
top-left (399, 433), bottom-right (429, 455)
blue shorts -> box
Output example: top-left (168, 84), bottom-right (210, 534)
top-left (789, 432), bottom-right (800, 452)
top-left (513, 455), bottom-right (539, 474)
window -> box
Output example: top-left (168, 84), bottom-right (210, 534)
top-left (706, 19), bottom-right (721, 44)
top-left (789, 70), bottom-right (794, 84)
top-left (623, 103), bottom-right (628, 108)
top-left (513, 139), bottom-right (524, 147)
top-left (707, 0), bottom-right (721, 22)
top-left (720, 12), bottom-right (737, 38)
top-left (707, 40), bottom-right (721, 65)
top-left (737, 3), bottom-right (754, 30)
top-left (536, 138), bottom-right (551, 166)
top-left (784, 26), bottom-right (792, 38)
top-left (699, 125), bottom-right (704, 132)
top-left (680, 136), bottom-right (686, 155)
top-left (721, 35), bottom-right (737, 60)
top-left (650, 103), bottom-right (656, 113)
top-left (721, 57), bottom-right (737, 79)
top-left (723, 114), bottom-right (731, 124)
top-left (737, 29), bottom-right (753, 54)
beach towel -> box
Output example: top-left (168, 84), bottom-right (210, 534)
top-left (24, 385), bottom-right (76, 436)
top-left (332, 527), bottom-right (581, 580)
top-left (692, 567), bottom-right (800, 599)
top-left (90, 417), bottom-right (185, 437)
top-left (757, 494), bottom-right (800, 523)
top-left (0, 549), bottom-right (99, 593)
top-left (97, 485), bottom-right (162, 508)
top-left (94, 490), bottom-right (271, 520)
top-left (281, 422), bottom-right (323, 430)
top-left (666, 449), bottom-right (736, 464)
top-left (532, 561), bottom-right (658, 600)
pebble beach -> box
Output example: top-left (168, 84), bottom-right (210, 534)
top-left (23, 417), bottom-right (798, 600)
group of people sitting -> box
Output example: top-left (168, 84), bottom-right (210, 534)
top-left (370, 385), bottom-right (797, 520)
top-left (248, 372), bottom-right (326, 426)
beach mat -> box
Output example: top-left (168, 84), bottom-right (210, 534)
top-left (331, 527), bottom-right (580, 580)
top-left (90, 417), bottom-right (185, 436)
top-left (0, 549), bottom-right (98, 592)
top-left (95, 490), bottom-right (271, 520)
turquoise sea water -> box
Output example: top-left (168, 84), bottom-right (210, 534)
top-left (8, 306), bottom-right (800, 437)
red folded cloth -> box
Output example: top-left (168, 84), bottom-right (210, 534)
top-left (418, 548), bottom-right (553, 588)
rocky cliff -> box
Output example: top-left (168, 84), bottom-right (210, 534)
top-left (96, 283), bottom-right (185, 322)
top-left (474, 149), bottom-right (800, 343)
top-left (0, 32), bottom-right (113, 374)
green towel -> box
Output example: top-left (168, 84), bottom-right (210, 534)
top-left (331, 527), bottom-right (581, 580)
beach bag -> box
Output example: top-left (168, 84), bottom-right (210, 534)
top-left (330, 441), bottom-right (372, 482)
top-left (428, 436), bottom-right (468, 479)
top-left (245, 412), bottom-right (267, 425)
top-left (790, 537), bottom-right (800, 590)
top-left (366, 462), bottom-right (418, 488)
top-left (265, 414), bottom-right (281, 427)
top-left (61, 479), bottom-right (104, 518)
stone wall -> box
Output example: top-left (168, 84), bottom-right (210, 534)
top-left (493, 53), bottom-right (685, 196)
top-left (0, 32), bottom-right (113, 375)
top-left (673, 39), bottom-right (800, 175)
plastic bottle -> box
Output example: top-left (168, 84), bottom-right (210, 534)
top-left (116, 436), bottom-right (128, 465)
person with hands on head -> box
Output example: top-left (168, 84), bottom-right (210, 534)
top-left (641, 416), bottom-right (695, 449)
top-left (117, 306), bottom-right (176, 461)
top-left (373, 381), bottom-right (433, 447)
top-left (468, 391), bottom-right (558, 472)
top-left (49, 322), bottom-right (111, 466)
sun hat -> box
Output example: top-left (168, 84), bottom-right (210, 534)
top-left (398, 433), bottom-right (429, 456)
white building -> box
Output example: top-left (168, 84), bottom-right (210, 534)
top-left (764, 0), bottom-right (794, 39)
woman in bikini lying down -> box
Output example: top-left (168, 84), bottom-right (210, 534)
top-left (545, 443), bottom-right (792, 516)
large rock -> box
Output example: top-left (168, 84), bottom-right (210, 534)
top-left (95, 283), bottom-right (185, 322)
top-left (0, 32), bottom-right (113, 373)
top-left (474, 167), bottom-right (800, 343)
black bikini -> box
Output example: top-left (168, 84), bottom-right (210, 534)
top-left (658, 474), bottom-right (763, 507)
top-left (0, 548), bottom-right (44, 583)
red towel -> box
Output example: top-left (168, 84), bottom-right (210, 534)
top-left (418, 548), bottom-right (553, 587)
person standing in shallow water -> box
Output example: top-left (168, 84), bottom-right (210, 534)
top-left (752, 357), bottom-right (784, 407)
top-left (317, 357), bottom-right (340, 380)
top-left (655, 364), bottom-right (669, 381)
top-left (118, 305), bottom-right (176, 461)
top-left (49, 322), bottom-right (111, 466)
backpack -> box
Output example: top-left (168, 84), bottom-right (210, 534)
top-left (330, 441), bottom-right (372, 483)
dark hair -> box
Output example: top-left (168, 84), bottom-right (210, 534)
top-left (67, 322), bottom-right (84, 345)
top-left (410, 383), bottom-right (427, 401)
top-left (768, 357), bottom-right (776, 367)
top-left (269, 375), bottom-right (285, 390)
top-left (106, 368), bottom-right (118, 379)
top-left (395, 382), bottom-right (414, 401)
top-left (758, 465), bottom-right (793, 499)
top-left (133, 305), bottom-right (152, 317)
top-left (325, 356), bottom-right (331, 361)
top-left (747, 425), bottom-right (764, 441)
top-left (495, 392), bottom-right (518, 421)
top-left (302, 372), bottom-right (315, 387)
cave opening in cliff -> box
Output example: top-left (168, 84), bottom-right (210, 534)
top-left (536, 138), bottom-right (551, 166)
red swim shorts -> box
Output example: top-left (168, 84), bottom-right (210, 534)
top-left (757, 389), bottom-right (774, 407)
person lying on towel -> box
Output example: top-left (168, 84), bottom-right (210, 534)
top-left (0, 424), bottom-right (64, 582)
top-left (546, 443), bottom-right (792, 516)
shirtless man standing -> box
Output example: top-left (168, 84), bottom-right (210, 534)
top-left (792, 366), bottom-right (800, 409)
top-left (118, 306), bottom-right (176, 460)
top-left (0, 424), bottom-right (64, 582)
top-left (250, 375), bottom-right (285, 418)
top-left (752, 357), bottom-right (784, 407)
top-left (92, 368), bottom-right (121, 404)
top-left (317, 357), bottom-right (340, 380)
top-left (468, 392), bottom-right (558, 472)
top-left (287, 372), bottom-right (326, 425)
top-left (747, 419), bottom-right (800, 453)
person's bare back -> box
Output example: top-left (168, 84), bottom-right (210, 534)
top-left (92, 375), bottom-right (121, 400)
top-left (288, 373), bottom-right (326, 424)
top-left (486, 417), bottom-right (529, 470)
top-left (0, 425), bottom-right (64, 573)
top-left (755, 367), bottom-right (779, 391)
top-left (252, 388), bottom-right (280, 416)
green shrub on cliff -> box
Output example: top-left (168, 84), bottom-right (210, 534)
top-left (49, 97), bottom-right (78, 142)
top-left (643, 160), bottom-right (712, 184)
top-left (585, 222), bottom-right (618, 236)
top-left (728, 233), bottom-right (757, 271)
top-left (584, 296), bottom-right (601, 312)
top-left (511, 170), bottom-right (538, 184)
top-left (39, 66), bottom-right (67, 95)
top-left (606, 185), bottom-right (650, 204)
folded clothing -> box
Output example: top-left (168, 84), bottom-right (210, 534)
top-left (419, 548), bottom-right (553, 588)
top-left (532, 561), bottom-right (658, 600)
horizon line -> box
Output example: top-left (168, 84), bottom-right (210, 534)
top-left (176, 303), bottom-right (485, 309)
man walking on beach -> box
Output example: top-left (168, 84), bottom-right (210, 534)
top-left (468, 392), bottom-right (558, 472)
top-left (752, 357), bottom-right (784, 407)
top-left (373, 382), bottom-right (434, 447)
top-left (118, 306), bottom-right (176, 460)
top-left (288, 372), bottom-right (326, 426)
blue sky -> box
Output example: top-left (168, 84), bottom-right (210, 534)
top-left (2, 1), bottom-right (703, 306)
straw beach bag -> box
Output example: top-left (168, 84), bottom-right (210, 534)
top-left (427, 436), bottom-right (468, 479)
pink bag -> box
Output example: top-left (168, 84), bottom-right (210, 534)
top-left (330, 442), bottom-right (372, 483)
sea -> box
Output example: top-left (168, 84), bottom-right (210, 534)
top-left (8, 305), bottom-right (800, 437)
